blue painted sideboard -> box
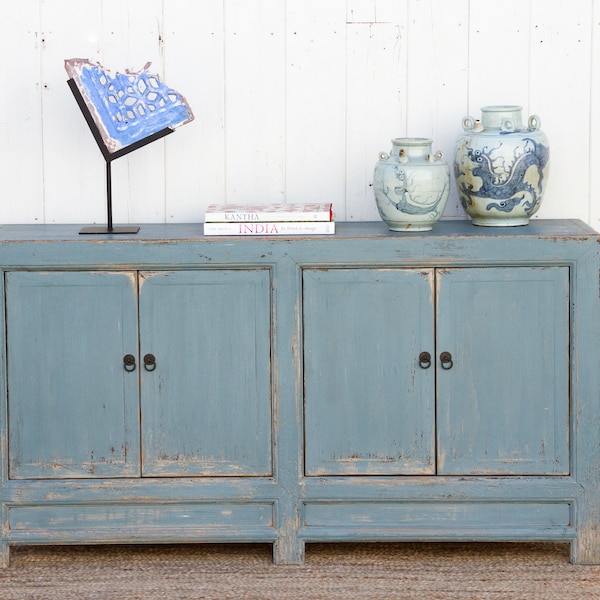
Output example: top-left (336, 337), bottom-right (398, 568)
top-left (0, 220), bottom-right (598, 565)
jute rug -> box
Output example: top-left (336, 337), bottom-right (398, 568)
top-left (0, 541), bottom-right (598, 599)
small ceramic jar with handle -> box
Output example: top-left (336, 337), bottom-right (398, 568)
top-left (373, 137), bottom-right (450, 232)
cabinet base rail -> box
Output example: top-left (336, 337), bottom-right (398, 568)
top-left (1, 497), bottom-right (597, 566)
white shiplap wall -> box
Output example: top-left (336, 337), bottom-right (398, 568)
top-left (1, 0), bottom-right (599, 228)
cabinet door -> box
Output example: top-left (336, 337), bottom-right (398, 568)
top-left (436, 267), bottom-right (570, 475)
top-left (303, 268), bottom-right (435, 476)
top-left (139, 270), bottom-right (272, 476)
top-left (6, 271), bottom-right (140, 479)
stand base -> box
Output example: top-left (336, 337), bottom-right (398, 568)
top-left (80, 226), bottom-right (140, 235)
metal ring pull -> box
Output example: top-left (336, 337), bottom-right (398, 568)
top-left (123, 354), bottom-right (136, 372)
top-left (440, 351), bottom-right (453, 370)
top-left (143, 354), bottom-right (156, 372)
top-left (419, 351), bottom-right (431, 369)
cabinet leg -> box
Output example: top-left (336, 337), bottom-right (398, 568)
top-left (571, 532), bottom-right (600, 565)
top-left (273, 537), bottom-right (305, 565)
top-left (0, 542), bottom-right (10, 568)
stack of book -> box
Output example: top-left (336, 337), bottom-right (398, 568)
top-left (203, 203), bottom-right (335, 236)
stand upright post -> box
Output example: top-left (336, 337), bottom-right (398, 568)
top-left (68, 77), bottom-right (173, 235)
top-left (79, 159), bottom-right (140, 234)
top-left (106, 161), bottom-right (113, 231)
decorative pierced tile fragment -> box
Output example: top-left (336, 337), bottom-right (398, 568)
top-left (65, 58), bottom-right (194, 153)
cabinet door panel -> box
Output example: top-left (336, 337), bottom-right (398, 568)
top-left (436, 267), bottom-right (570, 475)
top-left (6, 271), bottom-right (140, 479)
top-left (303, 269), bottom-right (435, 476)
top-left (139, 270), bottom-right (272, 477)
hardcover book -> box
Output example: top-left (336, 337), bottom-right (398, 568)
top-left (203, 221), bottom-right (335, 236)
top-left (205, 203), bottom-right (333, 223)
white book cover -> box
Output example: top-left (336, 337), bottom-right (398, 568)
top-left (204, 221), bottom-right (336, 236)
top-left (204, 203), bottom-right (333, 222)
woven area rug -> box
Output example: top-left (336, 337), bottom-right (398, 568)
top-left (1, 542), bottom-right (599, 599)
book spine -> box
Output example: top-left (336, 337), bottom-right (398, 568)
top-left (204, 221), bottom-right (336, 236)
top-left (205, 207), bottom-right (333, 222)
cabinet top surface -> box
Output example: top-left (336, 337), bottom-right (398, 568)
top-left (0, 219), bottom-right (597, 243)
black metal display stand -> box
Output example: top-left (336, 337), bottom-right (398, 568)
top-left (68, 78), bottom-right (174, 234)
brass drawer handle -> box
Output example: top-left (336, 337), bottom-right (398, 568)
top-left (440, 351), bottom-right (453, 370)
top-left (143, 354), bottom-right (156, 372)
top-left (123, 354), bottom-right (136, 372)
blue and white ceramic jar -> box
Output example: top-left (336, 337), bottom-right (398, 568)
top-left (373, 137), bottom-right (450, 232)
top-left (454, 105), bottom-right (550, 226)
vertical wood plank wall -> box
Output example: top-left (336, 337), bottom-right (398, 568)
top-left (1, 1), bottom-right (599, 227)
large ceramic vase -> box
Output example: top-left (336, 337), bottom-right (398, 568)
top-left (373, 137), bottom-right (450, 232)
top-left (454, 105), bottom-right (550, 226)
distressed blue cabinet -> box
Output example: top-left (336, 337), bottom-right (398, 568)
top-left (6, 269), bottom-right (272, 480)
top-left (436, 267), bottom-right (570, 475)
top-left (138, 270), bottom-right (272, 477)
top-left (0, 220), bottom-right (598, 566)
top-left (6, 271), bottom-right (140, 479)
top-left (303, 268), bottom-right (436, 476)
top-left (303, 266), bottom-right (569, 477)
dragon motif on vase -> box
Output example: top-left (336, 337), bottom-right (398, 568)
top-left (378, 166), bottom-right (449, 216)
top-left (455, 137), bottom-right (549, 214)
